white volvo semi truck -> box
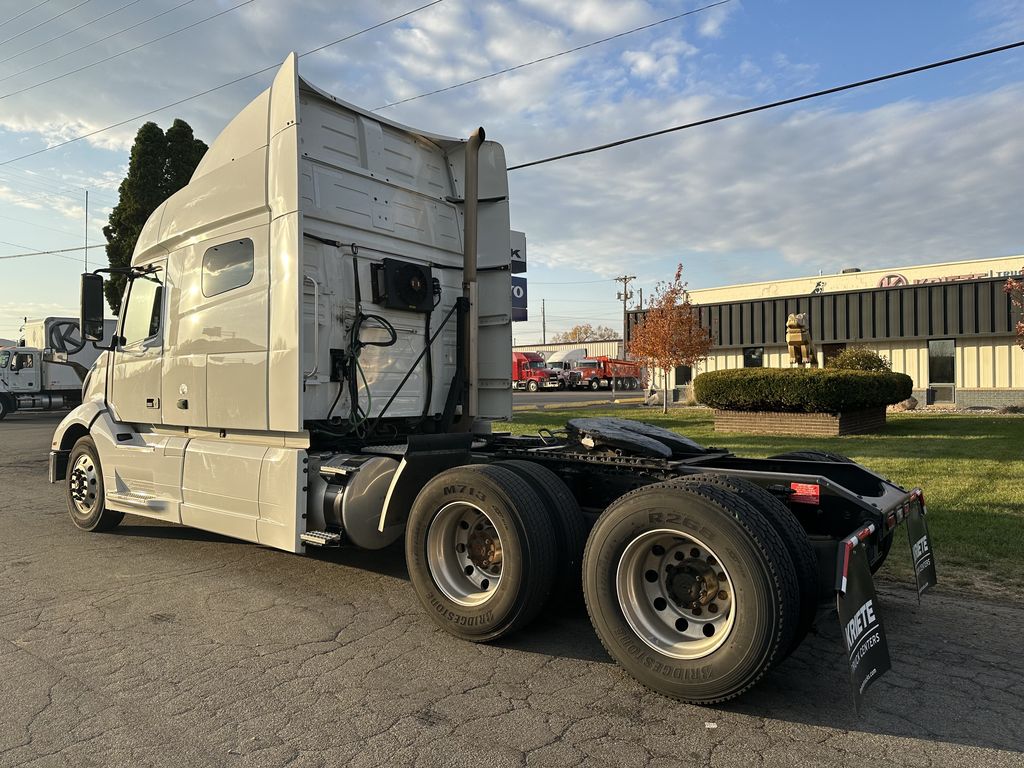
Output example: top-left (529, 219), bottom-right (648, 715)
top-left (50, 55), bottom-right (936, 705)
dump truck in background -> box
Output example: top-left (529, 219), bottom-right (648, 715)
top-left (574, 355), bottom-right (643, 390)
top-left (0, 317), bottom-right (115, 419)
top-left (48, 54), bottom-right (936, 706)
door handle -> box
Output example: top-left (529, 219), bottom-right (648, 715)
top-left (176, 399), bottom-right (188, 410)
top-left (146, 397), bottom-right (160, 408)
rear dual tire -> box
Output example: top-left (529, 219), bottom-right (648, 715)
top-left (583, 482), bottom-right (801, 703)
top-left (405, 465), bottom-right (558, 642)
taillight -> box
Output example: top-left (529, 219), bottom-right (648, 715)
top-left (789, 482), bottom-right (820, 504)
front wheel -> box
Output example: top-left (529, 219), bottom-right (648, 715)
top-left (527, 380), bottom-right (539, 393)
top-left (584, 482), bottom-right (800, 703)
top-left (66, 437), bottom-right (123, 532)
top-left (0, 395), bottom-right (11, 421)
top-left (589, 379), bottom-right (600, 391)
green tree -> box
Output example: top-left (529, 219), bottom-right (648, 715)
top-left (102, 119), bottom-right (208, 312)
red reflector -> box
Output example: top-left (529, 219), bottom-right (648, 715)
top-left (789, 482), bottom-right (820, 504)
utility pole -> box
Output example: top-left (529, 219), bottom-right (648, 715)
top-left (638, 287), bottom-right (643, 310)
top-left (84, 189), bottom-right (89, 271)
top-left (614, 275), bottom-right (636, 399)
top-left (541, 299), bottom-right (546, 344)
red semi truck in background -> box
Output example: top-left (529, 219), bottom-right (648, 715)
top-left (512, 351), bottom-right (565, 391)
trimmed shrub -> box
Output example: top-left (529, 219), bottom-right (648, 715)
top-left (693, 368), bottom-right (913, 413)
top-left (824, 346), bottom-right (892, 372)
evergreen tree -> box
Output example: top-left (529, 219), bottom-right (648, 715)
top-left (102, 119), bottom-right (208, 313)
top-left (163, 119), bottom-right (207, 197)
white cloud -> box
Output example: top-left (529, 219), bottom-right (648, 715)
top-left (510, 83), bottom-right (1024, 280)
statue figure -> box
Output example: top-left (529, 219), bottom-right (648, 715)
top-left (786, 312), bottom-right (817, 367)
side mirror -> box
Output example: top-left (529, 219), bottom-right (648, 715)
top-left (80, 273), bottom-right (105, 342)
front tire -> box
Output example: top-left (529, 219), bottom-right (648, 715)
top-left (589, 379), bottom-right (600, 391)
top-left (584, 482), bottom-right (800, 703)
top-left (527, 380), bottom-right (539, 393)
top-left (406, 465), bottom-right (557, 642)
top-left (66, 437), bottom-right (123, 532)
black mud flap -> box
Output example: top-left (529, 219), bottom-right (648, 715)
top-left (836, 531), bottom-right (891, 710)
top-left (907, 497), bottom-right (938, 597)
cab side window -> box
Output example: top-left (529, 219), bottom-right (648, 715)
top-left (202, 239), bottom-right (254, 297)
top-left (0, 351), bottom-right (9, 368)
top-left (122, 273), bottom-right (163, 346)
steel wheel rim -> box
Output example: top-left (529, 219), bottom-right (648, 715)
top-left (69, 453), bottom-right (99, 516)
top-left (616, 528), bottom-right (736, 659)
top-left (426, 502), bottom-right (503, 607)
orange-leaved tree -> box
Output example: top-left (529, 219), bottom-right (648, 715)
top-left (1006, 278), bottom-right (1024, 350)
top-left (628, 264), bottom-right (712, 413)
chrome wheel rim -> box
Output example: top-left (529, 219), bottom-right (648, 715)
top-left (616, 529), bottom-right (736, 659)
top-left (68, 453), bottom-right (99, 516)
top-left (426, 502), bottom-right (503, 607)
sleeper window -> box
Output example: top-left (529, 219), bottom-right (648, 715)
top-left (203, 239), bottom-right (254, 297)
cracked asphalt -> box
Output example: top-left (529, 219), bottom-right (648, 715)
top-left (1, 412), bottom-right (1022, 767)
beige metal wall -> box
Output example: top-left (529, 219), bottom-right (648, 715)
top-left (691, 336), bottom-right (1023, 390)
top-left (512, 340), bottom-right (623, 358)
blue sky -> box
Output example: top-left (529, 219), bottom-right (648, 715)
top-left (0, 0), bottom-right (1022, 341)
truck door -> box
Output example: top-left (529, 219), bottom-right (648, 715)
top-left (8, 351), bottom-right (40, 392)
top-left (110, 264), bottom-right (165, 425)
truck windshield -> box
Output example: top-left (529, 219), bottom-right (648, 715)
top-left (527, 361), bottom-right (547, 369)
top-left (0, 351), bottom-right (8, 368)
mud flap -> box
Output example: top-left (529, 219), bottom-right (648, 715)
top-left (907, 499), bottom-right (937, 597)
top-left (836, 528), bottom-right (891, 710)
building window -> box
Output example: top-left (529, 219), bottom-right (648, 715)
top-left (928, 339), bottom-right (955, 385)
top-left (674, 365), bottom-right (692, 384)
top-left (742, 347), bottom-right (764, 367)
top-left (202, 239), bottom-right (254, 297)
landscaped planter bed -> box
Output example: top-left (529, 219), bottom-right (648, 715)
top-left (712, 407), bottom-right (887, 436)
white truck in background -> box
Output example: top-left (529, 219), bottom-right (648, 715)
top-left (0, 317), bottom-right (115, 420)
top-left (48, 54), bottom-right (936, 707)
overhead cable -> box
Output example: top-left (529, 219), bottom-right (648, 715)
top-left (376, 0), bottom-right (731, 109)
top-left (507, 39), bottom-right (1024, 171)
top-left (0, 0), bottom-right (445, 166)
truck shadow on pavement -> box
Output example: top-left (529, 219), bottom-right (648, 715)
top-left (102, 523), bottom-right (1023, 754)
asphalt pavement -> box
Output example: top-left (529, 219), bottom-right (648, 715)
top-left (1, 411), bottom-right (1022, 767)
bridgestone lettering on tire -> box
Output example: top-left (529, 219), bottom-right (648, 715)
top-left (583, 482), bottom-right (800, 703)
top-left (406, 465), bottom-right (558, 642)
top-left (66, 437), bottom-right (124, 532)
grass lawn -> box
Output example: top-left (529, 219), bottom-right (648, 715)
top-left (495, 408), bottom-right (1024, 601)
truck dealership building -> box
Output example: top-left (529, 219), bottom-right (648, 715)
top-left (626, 255), bottom-right (1024, 408)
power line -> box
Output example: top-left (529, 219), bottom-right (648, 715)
top-left (0, 0), bottom-right (147, 67)
top-left (508, 38), bottom-right (1024, 171)
top-left (0, 239), bottom-right (96, 265)
top-left (0, 243), bottom-right (106, 261)
top-left (376, 0), bottom-right (730, 110)
top-left (0, 0), bottom-right (92, 49)
top-left (529, 278), bottom-right (614, 285)
top-left (0, 1), bottom-right (53, 32)
top-left (0, 0), bottom-right (445, 167)
top-left (0, 0), bottom-right (256, 101)
top-left (0, 211), bottom-right (86, 239)
top-left (0, 0), bottom-right (199, 83)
